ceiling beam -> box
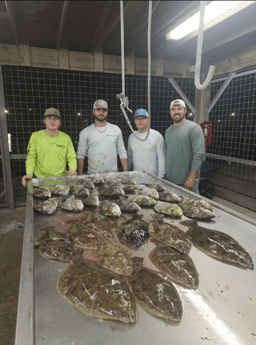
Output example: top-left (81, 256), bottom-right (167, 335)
top-left (92, 1), bottom-right (133, 54)
top-left (56, 1), bottom-right (70, 51)
top-left (5, 1), bottom-right (19, 46)
top-left (91, 1), bottom-right (113, 51)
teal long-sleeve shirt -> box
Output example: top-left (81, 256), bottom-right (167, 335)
top-left (26, 130), bottom-right (77, 178)
top-left (165, 120), bottom-right (205, 185)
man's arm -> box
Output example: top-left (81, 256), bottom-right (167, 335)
top-left (156, 134), bottom-right (165, 178)
top-left (120, 158), bottom-right (128, 172)
top-left (66, 136), bottom-right (77, 174)
top-left (77, 158), bottom-right (84, 175)
top-left (76, 130), bottom-right (88, 175)
top-left (22, 134), bottom-right (36, 187)
top-left (185, 126), bottom-right (205, 190)
top-left (127, 137), bottom-right (133, 171)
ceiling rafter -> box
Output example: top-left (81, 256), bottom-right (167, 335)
top-left (5, 1), bottom-right (19, 46)
top-left (56, 1), bottom-right (70, 51)
top-left (91, 1), bottom-right (113, 51)
top-left (92, 0), bottom-right (133, 54)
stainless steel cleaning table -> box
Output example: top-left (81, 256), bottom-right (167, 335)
top-left (15, 172), bottom-right (256, 345)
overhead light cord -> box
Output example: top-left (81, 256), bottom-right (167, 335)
top-left (117, 0), bottom-right (152, 141)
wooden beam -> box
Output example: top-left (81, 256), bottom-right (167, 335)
top-left (214, 45), bottom-right (256, 75)
top-left (92, 1), bottom-right (133, 54)
top-left (5, 1), bottom-right (19, 46)
top-left (19, 45), bottom-right (31, 66)
top-left (59, 48), bottom-right (69, 69)
top-left (56, 1), bottom-right (70, 51)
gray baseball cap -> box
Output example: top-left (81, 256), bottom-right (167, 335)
top-left (93, 99), bottom-right (109, 110)
top-left (44, 107), bottom-right (61, 118)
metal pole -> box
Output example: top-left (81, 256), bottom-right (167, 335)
top-left (0, 65), bottom-right (14, 209)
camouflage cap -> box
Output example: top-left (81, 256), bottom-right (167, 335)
top-left (44, 107), bottom-right (61, 119)
top-left (93, 99), bottom-right (109, 110)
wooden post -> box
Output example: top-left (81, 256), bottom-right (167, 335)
top-left (19, 44), bottom-right (31, 66)
top-left (156, 59), bottom-right (164, 76)
top-left (194, 64), bottom-right (211, 125)
top-left (94, 45), bottom-right (103, 72)
top-left (59, 48), bottom-right (69, 69)
top-left (183, 61), bottom-right (191, 78)
top-left (127, 51), bottom-right (135, 75)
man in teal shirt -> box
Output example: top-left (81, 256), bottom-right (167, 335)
top-left (22, 108), bottom-right (77, 187)
top-left (165, 99), bottom-right (205, 193)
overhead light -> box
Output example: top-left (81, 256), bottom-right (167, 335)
top-left (5, 109), bottom-right (8, 113)
top-left (166, 1), bottom-right (255, 40)
top-left (231, 112), bottom-right (236, 116)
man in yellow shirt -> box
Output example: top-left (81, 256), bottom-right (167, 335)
top-left (22, 108), bottom-right (77, 187)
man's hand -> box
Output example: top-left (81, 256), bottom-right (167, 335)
top-left (22, 174), bottom-right (33, 188)
top-left (65, 170), bottom-right (77, 176)
top-left (185, 178), bottom-right (195, 191)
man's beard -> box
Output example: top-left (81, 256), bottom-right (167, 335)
top-left (172, 113), bottom-right (185, 123)
top-left (94, 114), bottom-right (108, 122)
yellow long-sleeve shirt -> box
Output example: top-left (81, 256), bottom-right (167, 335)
top-left (26, 130), bottom-right (77, 178)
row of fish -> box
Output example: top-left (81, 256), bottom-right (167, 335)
top-left (32, 176), bottom-right (215, 221)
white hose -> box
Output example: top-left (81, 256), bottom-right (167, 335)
top-left (194, 1), bottom-right (215, 90)
top-left (119, 0), bottom-right (152, 142)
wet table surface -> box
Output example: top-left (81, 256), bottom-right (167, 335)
top-left (16, 172), bottom-right (256, 345)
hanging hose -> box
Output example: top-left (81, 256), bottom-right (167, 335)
top-left (118, 0), bottom-right (152, 142)
top-left (194, 1), bottom-right (215, 90)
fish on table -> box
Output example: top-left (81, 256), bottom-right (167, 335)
top-left (57, 256), bottom-right (136, 323)
top-left (118, 215), bottom-right (150, 249)
top-left (131, 257), bottom-right (183, 322)
top-left (183, 221), bottom-right (254, 269)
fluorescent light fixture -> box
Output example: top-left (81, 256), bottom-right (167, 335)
top-left (166, 1), bottom-right (255, 40)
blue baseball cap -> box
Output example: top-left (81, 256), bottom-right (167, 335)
top-left (134, 108), bottom-right (148, 118)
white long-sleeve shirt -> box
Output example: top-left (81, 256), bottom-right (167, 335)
top-left (77, 123), bottom-right (127, 174)
top-left (127, 129), bottom-right (165, 178)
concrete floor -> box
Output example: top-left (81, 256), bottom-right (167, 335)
top-left (213, 195), bottom-right (256, 220)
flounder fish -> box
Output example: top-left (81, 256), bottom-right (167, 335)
top-left (32, 187), bottom-right (51, 200)
top-left (79, 211), bottom-right (119, 237)
top-left (121, 184), bottom-right (139, 193)
top-left (35, 228), bottom-right (73, 261)
top-left (66, 222), bottom-right (100, 249)
top-left (61, 197), bottom-right (84, 212)
top-left (182, 206), bottom-right (215, 220)
top-left (179, 197), bottom-right (213, 211)
top-left (52, 184), bottom-right (70, 196)
top-left (57, 257), bottom-right (136, 323)
top-left (149, 214), bottom-right (192, 254)
top-left (138, 187), bottom-right (159, 200)
top-left (99, 186), bottom-right (125, 198)
top-left (159, 192), bottom-right (181, 203)
top-left (121, 178), bottom-right (136, 185)
top-left (154, 202), bottom-right (183, 218)
top-left (184, 221), bottom-right (254, 269)
top-left (131, 258), bottom-right (183, 322)
top-left (146, 184), bottom-right (166, 192)
top-left (150, 243), bottom-right (199, 290)
top-left (90, 177), bottom-right (104, 185)
top-left (97, 238), bottom-right (133, 276)
top-left (115, 199), bottom-right (141, 213)
top-left (81, 179), bottom-right (95, 189)
top-left (33, 198), bottom-right (58, 215)
top-left (70, 185), bottom-right (89, 199)
top-left (100, 200), bottom-right (122, 217)
top-left (127, 195), bottom-right (157, 207)
top-left (82, 192), bottom-right (100, 208)
top-left (118, 216), bottom-right (150, 249)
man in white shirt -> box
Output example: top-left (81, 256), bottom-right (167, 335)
top-left (127, 108), bottom-right (165, 178)
top-left (77, 100), bottom-right (128, 175)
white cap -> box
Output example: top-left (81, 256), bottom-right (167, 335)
top-left (93, 99), bottom-right (109, 110)
top-left (170, 99), bottom-right (186, 109)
